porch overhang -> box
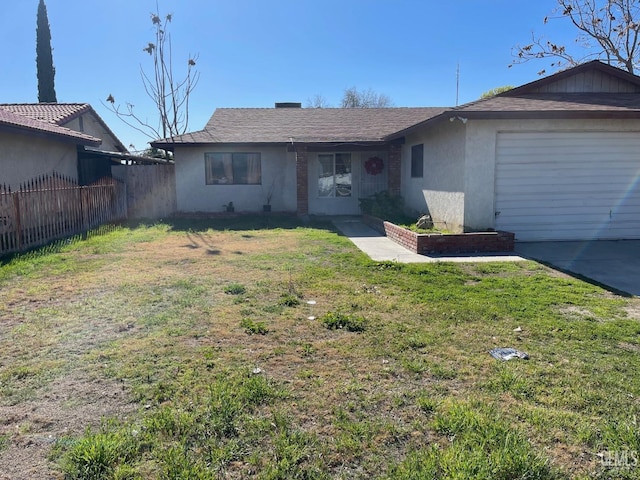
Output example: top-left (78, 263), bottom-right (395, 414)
top-left (287, 139), bottom-right (404, 153)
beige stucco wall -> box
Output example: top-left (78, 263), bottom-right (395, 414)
top-left (174, 145), bottom-right (296, 213)
top-left (64, 113), bottom-right (123, 152)
top-left (463, 117), bottom-right (640, 231)
top-left (0, 130), bottom-right (78, 189)
top-left (403, 120), bottom-right (466, 232)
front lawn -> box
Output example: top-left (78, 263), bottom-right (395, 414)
top-left (0, 216), bottom-right (639, 479)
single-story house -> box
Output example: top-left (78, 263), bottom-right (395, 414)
top-left (0, 103), bottom-right (163, 189)
top-left (153, 61), bottom-right (640, 241)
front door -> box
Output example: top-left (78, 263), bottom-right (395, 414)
top-left (308, 152), bottom-right (361, 215)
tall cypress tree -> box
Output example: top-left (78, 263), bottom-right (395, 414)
top-left (36, 0), bottom-right (57, 103)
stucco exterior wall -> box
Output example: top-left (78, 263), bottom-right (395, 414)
top-left (0, 130), bottom-right (78, 189)
top-left (174, 145), bottom-right (296, 213)
top-left (403, 120), bottom-right (466, 232)
top-left (64, 113), bottom-right (123, 152)
top-left (463, 117), bottom-right (640, 231)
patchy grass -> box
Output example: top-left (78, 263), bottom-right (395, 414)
top-left (0, 216), bottom-right (639, 478)
top-left (321, 311), bottom-right (368, 332)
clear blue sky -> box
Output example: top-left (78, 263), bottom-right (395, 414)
top-left (2, 0), bottom-right (578, 151)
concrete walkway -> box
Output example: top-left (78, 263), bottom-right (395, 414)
top-left (331, 217), bottom-right (525, 263)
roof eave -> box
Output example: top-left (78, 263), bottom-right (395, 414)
top-left (0, 123), bottom-right (102, 146)
top-left (448, 110), bottom-right (640, 120)
top-left (385, 113), bottom-right (450, 141)
top-left (151, 139), bottom-right (393, 149)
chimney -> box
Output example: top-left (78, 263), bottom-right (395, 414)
top-left (275, 102), bottom-right (302, 108)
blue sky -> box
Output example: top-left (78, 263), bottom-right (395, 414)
top-left (2, 1), bottom-right (578, 151)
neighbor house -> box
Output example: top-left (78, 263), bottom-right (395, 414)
top-left (0, 106), bottom-right (102, 189)
top-left (153, 61), bottom-right (640, 241)
top-left (0, 103), bottom-right (162, 189)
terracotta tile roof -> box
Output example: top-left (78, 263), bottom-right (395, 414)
top-left (0, 103), bottom-right (91, 124)
top-left (153, 107), bottom-right (448, 145)
top-left (0, 107), bottom-right (101, 145)
top-left (0, 103), bottom-right (127, 152)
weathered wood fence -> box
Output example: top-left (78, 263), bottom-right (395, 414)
top-left (0, 173), bottom-right (127, 256)
top-left (112, 165), bottom-right (176, 219)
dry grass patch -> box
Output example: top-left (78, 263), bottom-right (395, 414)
top-left (0, 218), bottom-right (638, 478)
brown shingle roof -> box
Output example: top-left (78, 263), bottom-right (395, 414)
top-left (387, 92), bottom-right (640, 140)
top-left (455, 93), bottom-right (640, 114)
top-left (153, 107), bottom-right (448, 146)
top-left (0, 108), bottom-right (101, 145)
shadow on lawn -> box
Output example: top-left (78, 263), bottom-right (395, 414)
top-left (0, 215), bottom-right (343, 265)
top-left (142, 213), bottom-right (338, 233)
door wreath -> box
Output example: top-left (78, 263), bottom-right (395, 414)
top-left (364, 156), bottom-right (384, 175)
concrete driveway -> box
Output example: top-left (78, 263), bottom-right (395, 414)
top-left (515, 240), bottom-right (640, 297)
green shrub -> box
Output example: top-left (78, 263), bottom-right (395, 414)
top-left (224, 283), bottom-right (246, 295)
top-left (241, 318), bottom-right (268, 335)
top-left (359, 191), bottom-right (407, 222)
top-left (278, 293), bottom-right (300, 307)
top-left (320, 312), bottom-right (367, 332)
top-left (62, 424), bottom-right (141, 480)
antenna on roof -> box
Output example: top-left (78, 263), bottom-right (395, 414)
top-left (456, 63), bottom-right (460, 107)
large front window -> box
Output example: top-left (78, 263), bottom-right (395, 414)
top-left (205, 153), bottom-right (261, 185)
top-left (318, 153), bottom-right (351, 197)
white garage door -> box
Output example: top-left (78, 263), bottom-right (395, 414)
top-left (495, 132), bottom-right (640, 241)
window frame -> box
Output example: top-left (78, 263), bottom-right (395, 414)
top-left (204, 152), bottom-right (262, 185)
top-left (410, 144), bottom-right (424, 178)
top-left (317, 152), bottom-right (352, 198)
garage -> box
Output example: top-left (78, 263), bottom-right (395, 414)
top-left (495, 131), bottom-right (640, 241)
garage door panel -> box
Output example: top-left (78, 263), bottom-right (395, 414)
top-left (497, 166), bottom-right (639, 178)
top-left (498, 206), bottom-right (618, 217)
top-left (496, 183), bottom-right (630, 197)
top-left (495, 132), bottom-right (640, 241)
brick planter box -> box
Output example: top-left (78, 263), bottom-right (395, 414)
top-left (362, 215), bottom-right (514, 255)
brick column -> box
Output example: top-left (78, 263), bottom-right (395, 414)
top-left (388, 143), bottom-right (402, 196)
top-left (295, 145), bottom-right (309, 215)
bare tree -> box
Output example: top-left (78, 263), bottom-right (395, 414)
top-left (305, 94), bottom-right (332, 108)
top-left (105, 6), bottom-right (200, 142)
top-left (340, 87), bottom-right (393, 108)
top-left (512, 0), bottom-right (640, 75)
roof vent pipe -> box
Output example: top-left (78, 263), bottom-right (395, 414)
top-left (275, 102), bottom-right (302, 108)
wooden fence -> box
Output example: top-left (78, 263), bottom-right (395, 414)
top-left (0, 173), bottom-right (127, 256)
top-left (112, 164), bottom-right (176, 219)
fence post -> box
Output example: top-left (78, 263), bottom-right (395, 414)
top-left (81, 186), bottom-right (89, 239)
top-left (12, 191), bottom-right (22, 250)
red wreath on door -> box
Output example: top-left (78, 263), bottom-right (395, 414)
top-left (365, 156), bottom-right (384, 175)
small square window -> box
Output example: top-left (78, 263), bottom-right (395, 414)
top-left (411, 144), bottom-right (424, 178)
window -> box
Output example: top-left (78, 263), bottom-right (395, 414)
top-left (318, 153), bottom-right (351, 197)
top-left (411, 144), bottom-right (424, 178)
top-left (205, 153), bottom-right (261, 185)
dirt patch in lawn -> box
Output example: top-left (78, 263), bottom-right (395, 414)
top-left (624, 297), bottom-right (640, 320)
top-left (0, 228), bottom-right (313, 477)
top-left (0, 374), bottom-right (135, 480)
top-left (1, 223), bottom-right (638, 478)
